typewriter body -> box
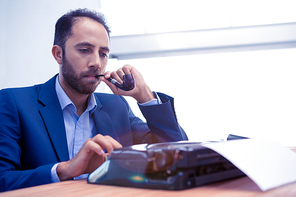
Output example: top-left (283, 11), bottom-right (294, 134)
top-left (88, 141), bottom-right (244, 190)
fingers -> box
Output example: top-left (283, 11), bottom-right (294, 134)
top-left (107, 65), bottom-right (133, 84)
top-left (103, 64), bottom-right (151, 100)
top-left (121, 65), bottom-right (133, 75)
top-left (89, 134), bottom-right (122, 154)
top-left (102, 65), bottom-right (135, 94)
top-left (59, 135), bottom-right (122, 180)
top-left (103, 71), bottom-right (111, 78)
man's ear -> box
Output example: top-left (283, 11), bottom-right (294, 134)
top-left (52, 45), bottom-right (63, 65)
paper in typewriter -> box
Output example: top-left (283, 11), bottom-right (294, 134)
top-left (202, 139), bottom-right (296, 191)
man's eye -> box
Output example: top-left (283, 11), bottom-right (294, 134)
top-left (100, 51), bottom-right (108, 58)
top-left (79, 49), bottom-right (90, 53)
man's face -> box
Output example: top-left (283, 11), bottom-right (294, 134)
top-left (60, 17), bottom-right (110, 95)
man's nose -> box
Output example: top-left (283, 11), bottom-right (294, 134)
top-left (88, 53), bottom-right (101, 69)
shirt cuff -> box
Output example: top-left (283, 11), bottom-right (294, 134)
top-left (138, 92), bottom-right (162, 106)
top-left (51, 163), bottom-right (61, 183)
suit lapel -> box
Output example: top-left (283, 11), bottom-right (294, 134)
top-left (38, 75), bottom-right (69, 162)
top-left (93, 96), bottom-right (120, 142)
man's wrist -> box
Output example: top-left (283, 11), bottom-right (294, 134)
top-left (133, 85), bottom-right (155, 104)
top-left (56, 161), bottom-right (72, 181)
top-left (51, 163), bottom-right (61, 183)
top-left (138, 92), bottom-right (162, 106)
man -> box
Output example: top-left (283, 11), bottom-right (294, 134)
top-left (0, 8), bottom-right (187, 191)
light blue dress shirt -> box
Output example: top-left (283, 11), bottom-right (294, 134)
top-left (51, 76), bottom-right (161, 182)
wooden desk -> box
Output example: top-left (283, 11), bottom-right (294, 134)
top-left (1, 176), bottom-right (296, 197)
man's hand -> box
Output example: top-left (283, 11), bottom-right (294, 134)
top-left (57, 134), bottom-right (122, 181)
top-left (102, 65), bottom-right (155, 104)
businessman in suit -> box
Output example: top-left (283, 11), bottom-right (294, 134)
top-left (0, 9), bottom-right (187, 191)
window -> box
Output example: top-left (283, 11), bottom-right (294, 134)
top-left (98, 0), bottom-right (296, 146)
top-left (101, 0), bottom-right (296, 36)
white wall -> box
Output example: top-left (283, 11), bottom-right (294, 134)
top-left (0, 0), bottom-right (103, 91)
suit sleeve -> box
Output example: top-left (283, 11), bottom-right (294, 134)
top-left (129, 92), bottom-right (188, 144)
top-left (0, 89), bottom-right (53, 191)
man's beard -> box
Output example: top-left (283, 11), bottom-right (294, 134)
top-left (61, 56), bottom-right (99, 95)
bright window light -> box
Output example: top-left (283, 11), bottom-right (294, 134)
top-left (98, 48), bottom-right (296, 146)
top-left (101, 0), bottom-right (296, 36)
top-left (98, 1), bottom-right (296, 146)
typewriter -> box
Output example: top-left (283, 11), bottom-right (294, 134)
top-left (88, 141), bottom-right (245, 190)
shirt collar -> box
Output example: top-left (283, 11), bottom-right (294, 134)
top-left (55, 75), bottom-right (97, 114)
top-left (87, 93), bottom-right (97, 114)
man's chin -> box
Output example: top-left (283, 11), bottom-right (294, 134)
top-left (81, 84), bottom-right (99, 94)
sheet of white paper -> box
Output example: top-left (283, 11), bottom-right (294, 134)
top-left (202, 139), bottom-right (296, 191)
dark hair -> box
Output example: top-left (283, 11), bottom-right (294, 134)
top-left (53, 8), bottom-right (110, 51)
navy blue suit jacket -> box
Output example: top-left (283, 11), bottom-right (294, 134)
top-left (0, 75), bottom-right (187, 191)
